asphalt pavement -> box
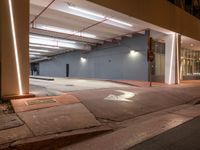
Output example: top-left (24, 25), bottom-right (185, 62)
top-left (130, 116), bottom-right (200, 150)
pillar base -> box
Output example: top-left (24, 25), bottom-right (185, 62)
top-left (2, 93), bottom-right (35, 101)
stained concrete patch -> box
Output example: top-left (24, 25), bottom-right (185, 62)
top-left (17, 104), bottom-right (101, 136)
top-left (0, 125), bottom-right (33, 145)
top-left (11, 94), bottom-right (80, 113)
top-left (0, 114), bottom-right (23, 131)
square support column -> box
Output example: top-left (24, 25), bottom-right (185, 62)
top-left (0, 0), bottom-right (30, 97)
top-left (165, 33), bottom-right (181, 84)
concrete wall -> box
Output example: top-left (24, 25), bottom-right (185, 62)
top-left (39, 33), bottom-right (149, 80)
top-left (88, 0), bottom-right (200, 42)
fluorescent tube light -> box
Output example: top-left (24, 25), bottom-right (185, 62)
top-left (36, 24), bottom-right (97, 39)
top-left (29, 54), bottom-right (37, 58)
top-left (29, 44), bottom-right (60, 49)
top-left (68, 6), bottom-right (133, 28)
top-left (74, 32), bottom-right (96, 38)
top-left (30, 52), bottom-right (42, 55)
top-left (29, 48), bottom-right (50, 53)
top-left (108, 18), bottom-right (133, 27)
top-left (68, 6), bottom-right (105, 18)
top-left (29, 35), bottom-right (91, 50)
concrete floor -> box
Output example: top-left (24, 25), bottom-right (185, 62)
top-left (30, 77), bottom-right (129, 96)
top-left (2, 78), bottom-right (198, 149)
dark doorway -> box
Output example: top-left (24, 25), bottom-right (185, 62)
top-left (31, 63), bottom-right (40, 76)
top-left (66, 64), bottom-right (69, 77)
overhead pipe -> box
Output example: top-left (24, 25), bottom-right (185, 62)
top-left (30, 0), bottom-right (56, 25)
top-left (66, 18), bottom-right (108, 39)
top-left (30, 1), bottom-right (147, 49)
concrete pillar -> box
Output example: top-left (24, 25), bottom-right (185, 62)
top-left (0, 0), bottom-right (29, 97)
top-left (165, 33), bottom-right (181, 84)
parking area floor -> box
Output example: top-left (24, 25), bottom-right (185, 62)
top-left (1, 78), bottom-right (200, 149)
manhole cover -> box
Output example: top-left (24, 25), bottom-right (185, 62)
top-left (26, 99), bottom-right (57, 106)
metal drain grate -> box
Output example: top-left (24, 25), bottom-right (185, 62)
top-left (65, 84), bottom-right (74, 86)
top-left (26, 99), bottom-right (57, 106)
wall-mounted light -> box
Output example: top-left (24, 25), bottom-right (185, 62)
top-left (129, 50), bottom-right (138, 56)
top-left (80, 57), bottom-right (87, 63)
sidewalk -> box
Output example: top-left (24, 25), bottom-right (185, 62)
top-left (61, 104), bottom-right (200, 150)
top-left (0, 94), bottom-right (111, 149)
top-left (107, 80), bottom-right (165, 87)
top-left (1, 79), bottom-right (200, 149)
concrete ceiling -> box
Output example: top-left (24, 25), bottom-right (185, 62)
top-left (29, 0), bottom-right (200, 60)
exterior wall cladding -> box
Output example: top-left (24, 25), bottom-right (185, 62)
top-left (39, 33), bottom-right (149, 81)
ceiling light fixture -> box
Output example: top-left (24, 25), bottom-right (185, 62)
top-left (29, 48), bottom-right (50, 53)
top-left (29, 35), bottom-right (91, 51)
top-left (108, 18), bottom-right (133, 27)
top-left (29, 54), bottom-right (37, 58)
top-left (29, 44), bottom-right (60, 49)
top-left (29, 52), bottom-right (42, 55)
top-left (68, 5), bottom-right (105, 18)
top-left (36, 24), bottom-right (97, 39)
top-left (68, 5), bottom-right (133, 28)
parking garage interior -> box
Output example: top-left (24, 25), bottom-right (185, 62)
top-left (29, 0), bottom-right (200, 85)
top-left (1, 0), bottom-right (200, 149)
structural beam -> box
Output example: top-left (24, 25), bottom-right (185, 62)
top-left (88, 0), bottom-right (200, 42)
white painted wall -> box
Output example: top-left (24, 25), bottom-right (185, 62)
top-left (39, 34), bottom-right (149, 81)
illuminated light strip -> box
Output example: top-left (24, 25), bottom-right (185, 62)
top-left (29, 54), bottom-right (37, 58)
top-left (8, 0), bottom-right (23, 95)
top-left (176, 34), bottom-right (180, 84)
top-left (107, 18), bottom-right (133, 27)
top-left (68, 6), bottom-right (105, 18)
top-left (36, 24), bottom-right (97, 39)
top-left (30, 52), bottom-right (42, 55)
top-left (169, 33), bottom-right (175, 84)
top-left (29, 48), bottom-right (49, 53)
top-left (68, 6), bottom-right (133, 28)
top-left (29, 44), bottom-right (60, 49)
